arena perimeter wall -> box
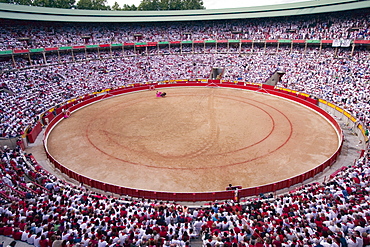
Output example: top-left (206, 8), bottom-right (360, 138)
top-left (41, 81), bottom-right (345, 202)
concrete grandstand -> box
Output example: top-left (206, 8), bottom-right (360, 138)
top-left (0, 1), bottom-right (370, 247)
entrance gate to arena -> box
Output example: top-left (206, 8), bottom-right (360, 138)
top-left (209, 67), bottom-right (225, 80)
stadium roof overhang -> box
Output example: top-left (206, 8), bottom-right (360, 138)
top-left (0, 0), bottom-right (369, 22)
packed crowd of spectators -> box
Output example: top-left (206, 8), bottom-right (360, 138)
top-left (0, 133), bottom-right (369, 247)
top-left (1, 45), bottom-right (369, 139)
top-left (0, 10), bottom-right (370, 247)
top-left (0, 8), bottom-right (369, 51)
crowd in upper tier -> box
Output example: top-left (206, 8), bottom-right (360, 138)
top-left (0, 9), bottom-right (370, 247)
top-left (0, 8), bottom-right (369, 51)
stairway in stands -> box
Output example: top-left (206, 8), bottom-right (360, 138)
top-left (190, 238), bottom-right (203, 247)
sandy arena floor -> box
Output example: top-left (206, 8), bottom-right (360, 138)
top-left (46, 87), bottom-right (340, 193)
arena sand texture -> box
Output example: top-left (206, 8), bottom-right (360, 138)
top-left (46, 87), bottom-right (340, 193)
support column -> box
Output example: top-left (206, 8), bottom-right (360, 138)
top-left (28, 53), bottom-right (32, 66)
top-left (304, 42), bottom-right (307, 55)
top-left (71, 49), bottom-right (75, 62)
top-left (11, 54), bottom-right (16, 68)
top-left (290, 41), bottom-right (293, 54)
top-left (351, 43), bottom-right (355, 56)
top-left (42, 52), bottom-right (47, 64)
top-left (57, 50), bottom-right (61, 64)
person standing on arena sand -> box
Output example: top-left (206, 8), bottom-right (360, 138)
top-left (63, 109), bottom-right (71, 118)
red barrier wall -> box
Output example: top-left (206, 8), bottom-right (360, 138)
top-left (42, 112), bottom-right (55, 125)
top-left (27, 122), bottom-right (42, 143)
top-left (42, 82), bottom-right (344, 202)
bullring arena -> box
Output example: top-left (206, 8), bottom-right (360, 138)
top-left (46, 86), bottom-right (340, 193)
top-left (1, 2), bottom-right (370, 247)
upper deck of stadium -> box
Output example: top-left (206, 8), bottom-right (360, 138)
top-left (0, 0), bottom-right (369, 22)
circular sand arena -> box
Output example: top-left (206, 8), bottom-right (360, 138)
top-left (46, 87), bottom-right (340, 193)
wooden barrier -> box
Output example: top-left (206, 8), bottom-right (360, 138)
top-left (26, 122), bottom-right (42, 143)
